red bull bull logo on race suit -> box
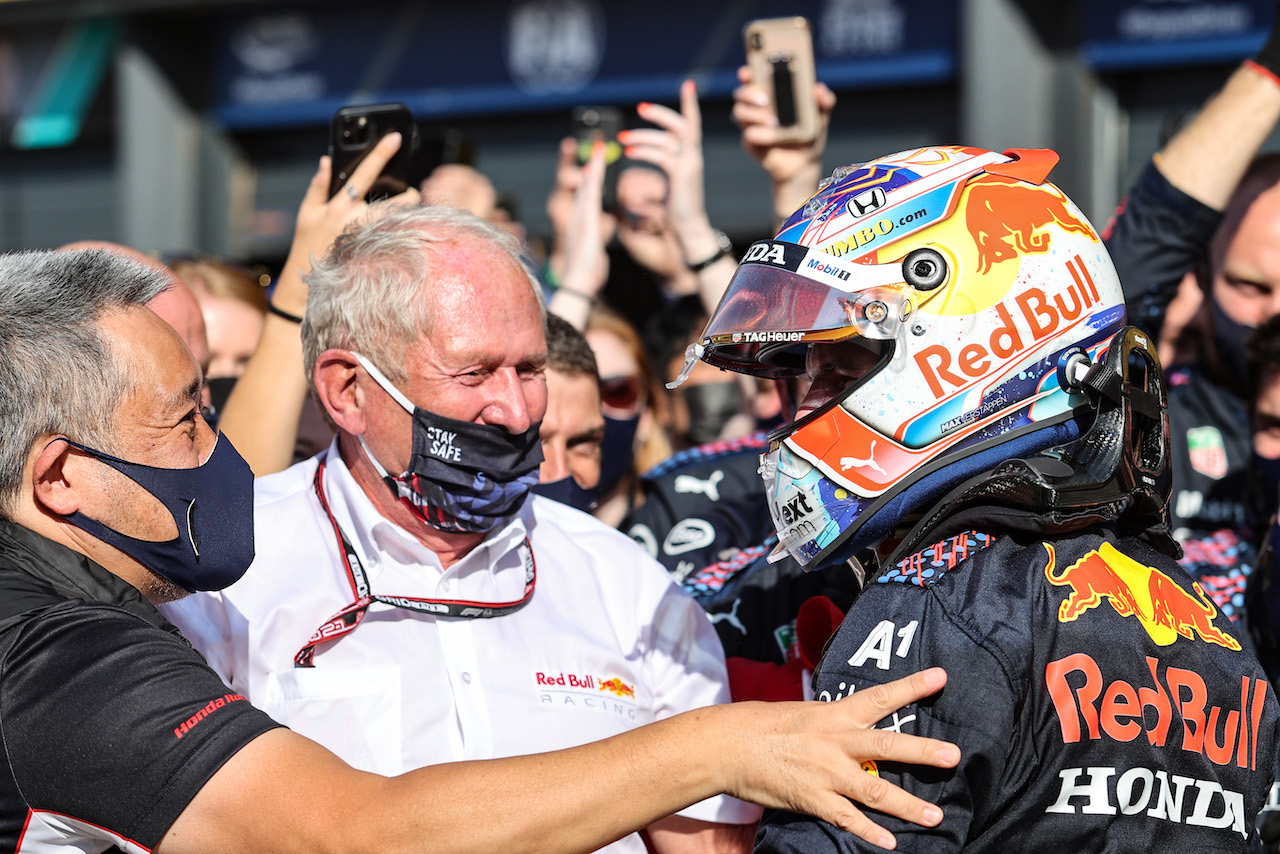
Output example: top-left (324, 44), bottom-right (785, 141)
top-left (1044, 542), bottom-right (1241, 650)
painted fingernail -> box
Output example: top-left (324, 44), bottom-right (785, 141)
top-left (638, 102), bottom-right (652, 111)
top-left (616, 130), bottom-right (632, 142)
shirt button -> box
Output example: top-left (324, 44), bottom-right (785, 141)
top-left (461, 672), bottom-right (472, 684)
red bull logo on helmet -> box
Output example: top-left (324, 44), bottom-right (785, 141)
top-left (914, 254), bottom-right (1106, 400)
top-left (964, 173), bottom-right (1096, 273)
top-left (1044, 542), bottom-right (1241, 651)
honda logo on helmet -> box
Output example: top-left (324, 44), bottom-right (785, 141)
top-left (743, 241), bottom-right (788, 265)
top-left (847, 187), bottom-right (887, 218)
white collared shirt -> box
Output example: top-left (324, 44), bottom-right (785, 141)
top-left (164, 442), bottom-right (759, 849)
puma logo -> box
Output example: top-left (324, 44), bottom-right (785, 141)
top-left (674, 470), bottom-right (725, 502)
top-left (709, 598), bottom-right (746, 635)
top-left (840, 441), bottom-right (886, 476)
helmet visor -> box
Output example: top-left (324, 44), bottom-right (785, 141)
top-left (698, 240), bottom-right (915, 378)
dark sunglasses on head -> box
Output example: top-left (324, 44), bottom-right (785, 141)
top-left (599, 375), bottom-right (642, 412)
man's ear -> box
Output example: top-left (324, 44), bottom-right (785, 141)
top-left (30, 439), bottom-right (82, 517)
top-left (313, 349), bottom-right (368, 436)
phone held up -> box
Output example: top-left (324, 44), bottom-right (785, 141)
top-left (328, 103), bottom-right (420, 201)
top-left (571, 105), bottom-right (624, 211)
top-left (744, 16), bottom-right (820, 145)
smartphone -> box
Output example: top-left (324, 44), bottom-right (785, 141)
top-left (572, 105), bottom-right (624, 211)
top-left (328, 103), bottom-right (419, 201)
top-left (744, 17), bottom-right (820, 145)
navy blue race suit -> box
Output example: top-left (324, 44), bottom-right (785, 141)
top-left (755, 521), bottom-right (1280, 853)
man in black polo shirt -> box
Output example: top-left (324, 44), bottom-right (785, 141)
top-left (0, 247), bottom-right (960, 853)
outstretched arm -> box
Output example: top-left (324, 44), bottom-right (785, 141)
top-left (163, 668), bottom-right (958, 854)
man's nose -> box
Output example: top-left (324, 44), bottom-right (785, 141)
top-left (482, 367), bottom-right (536, 434)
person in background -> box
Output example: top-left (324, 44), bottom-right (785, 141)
top-left (547, 81), bottom-right (738, 331)
top-left (1103, 15), bottom-right (1280, 632)
top-left (585, 305), bottom-right (674, 527)
top-left (167, 256), bottom-right (269, 420)
top-left (532, 313), bottom-right (606, 513)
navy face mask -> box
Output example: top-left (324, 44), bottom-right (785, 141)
top-left (60, 434), bottom-right (255, 593)
top-left (532, 475), bottom-right (598, 513)
top-left (1210, 297), bottom-right (1255, 384)
top-left (1255, 452), bottom-right (1280, 517)
top-left (354, 353), bottom-right (544, 534)
top-left (597, 413), bottom-right (639, 496)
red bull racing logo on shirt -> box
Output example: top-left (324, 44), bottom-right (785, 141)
top-left (1044, 542), bottom-right (1241, 650)
top-left (536, 671), bottom-right (638, 717)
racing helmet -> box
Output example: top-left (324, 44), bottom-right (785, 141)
top-left (677, 146), bottom-right (1156, 569)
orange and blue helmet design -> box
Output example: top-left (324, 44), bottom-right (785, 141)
top-left (677, 146), bottom-right (1127, 568)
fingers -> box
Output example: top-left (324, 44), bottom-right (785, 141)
top-left (803, 798), bottom-right (897, 850)
top-left (618, 128), bottom-right (680, 173)
top-left (555, 136), bottom-right (585, 192)
top-left (842, 668), bottom-right (949, 727)
top-left (299, 155), bottom-right (334, 212)
top-left (816, 82), bottom-right (837, 113)
top-left (734, 98), bottom-right (778, 132)
top-left (580, 140), bottom-right (607, 206)
top-left (680, 78), bottom-right (702, 138)
top-left (344, 132), bottom-right (403, 199)
top-left (815, 769), bottom-right (947, 850)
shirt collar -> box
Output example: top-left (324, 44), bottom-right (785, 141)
top-left (325, 438), bottom-right (529, 583)
top-left (0, 517), bottom-right (179, 634)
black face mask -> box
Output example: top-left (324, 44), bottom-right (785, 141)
top-left (354, 353), bottom-right (544, 534)
top-left (683, 380), bottom-right (744, 445)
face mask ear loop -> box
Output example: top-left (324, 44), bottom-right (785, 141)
top-left (351, 352), bottom-right (415, 414)
top-left (358, 435), bottom-right (399, 482)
